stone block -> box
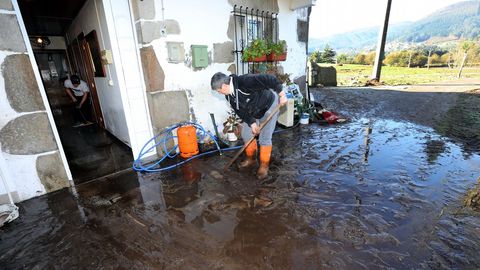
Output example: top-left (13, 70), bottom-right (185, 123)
top-left (0, 113), bottom-right (57, 155)
top-left (140, 46), bottom-right (164, 91)
top-left (227, 63), bottom-right (236, 74)
top-left (36, 152), bottom-right (69, 192)
top-left (147, 91), bottom-right (190, 130)
top-left (0, 14), bottom-right (26, 52)
top-left (147, 91), bottom-right (190, 157)
top-left (227, 15), bottom-right (235, 40)
top-left (138, 21), bottom-right (162, 44)
top-left (2, 54), bottom-right (45, 112)
top-left (0, 0), bottom-right (13, 10)
top-left (213, 42), bottom-right (234, 63)
top-left (137, 20), bottom-right (181, 43)
top-left (165, 20), bottom-right (180, 35)
top-left (297, 19), bottom-right (308, 43)
top-left (294, 75), bottom-right (306, 92)
top-left (318, 66), bottom-right (337, 86)
top-left (131, 0), bottom-right (155, 20)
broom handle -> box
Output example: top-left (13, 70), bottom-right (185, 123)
top-left (223, 103), bottom-right (282, 171)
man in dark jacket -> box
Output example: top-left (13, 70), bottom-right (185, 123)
top-left (211, 72), bottom-right (287, 179)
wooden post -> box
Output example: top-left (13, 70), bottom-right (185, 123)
top-left (371, 0), bottom-right (392, 80)
top-left (427, 49), bottom-right (432, 70)
top-left (458, 52), bottom-right (467, 79)
top-left (408, 50), bottom-right (412, 68)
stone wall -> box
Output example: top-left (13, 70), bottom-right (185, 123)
top-left (308, 61), bottom-right (337, 87)
top-left (0, 0), bottom-right (69, 202)
top-left (131, 0), bottom-right (310, 144)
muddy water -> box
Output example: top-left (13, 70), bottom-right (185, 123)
top-left (1, 119), bottom-right (480, 269)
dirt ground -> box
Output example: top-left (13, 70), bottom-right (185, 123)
top-left (1, 80), bottom-right (480, 269)
top-left (315, 79), bottom-right (480, 153)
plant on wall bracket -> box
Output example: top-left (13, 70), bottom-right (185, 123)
top-left (242, 39), bottom-right (269, 62)
top-left (267, 40), bottom-right (287, 61)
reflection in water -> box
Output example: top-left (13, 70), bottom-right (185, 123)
top-left (425, 139), bottom-right (447, 164)
top-left (1, 118), bottom-right (480, 268)
top-left (363, 118), bottom-right (373, 162)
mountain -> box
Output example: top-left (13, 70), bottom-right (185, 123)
top-left (309, 0), bottom-right (480, 53)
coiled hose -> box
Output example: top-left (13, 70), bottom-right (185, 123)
top-left (132, 121), bottom-right (299, 173)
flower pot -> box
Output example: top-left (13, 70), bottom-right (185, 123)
top-left (267, 52), bottom-right (287, 61)
top-left (227, 131), bottom-right (238, 142)
top-left (245, 55), bottom-right (267, 62)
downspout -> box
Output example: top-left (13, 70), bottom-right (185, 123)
top-left (306, 6), bottom-right (312, 101)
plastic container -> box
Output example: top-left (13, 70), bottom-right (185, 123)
top-left (227, 132), bottom-right (238, 142)
top-left (177, 125), bottom-right (199, 158)
top-left (299, 113), bottom-right (309, 125)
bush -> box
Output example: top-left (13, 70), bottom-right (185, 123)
top-left (411, 53), bottom-right (428, 67)
top-left (337, 53), bottom-right (352, 64)
top-left (384, 51), bottom-right (428, 67)
top-left (384, 51), bottom-right (410, 67)
top-left (353, 53), bottom-right (367, 65)
top-left (365, 51), bottom-right (376, 65)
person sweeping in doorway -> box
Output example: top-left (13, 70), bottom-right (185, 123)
top-left (64, 75), bottom-right (91, 127)
top-left (211, 72), bottom-right (287, 179)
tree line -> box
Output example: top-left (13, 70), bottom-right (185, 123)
top-left (309, 41), bottom-right (480, 69)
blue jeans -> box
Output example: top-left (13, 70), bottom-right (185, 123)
top-left (241, 91), bottom-right (279, 146)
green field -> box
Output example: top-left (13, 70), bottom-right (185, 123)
top-left (323, 64), bottom-right (480, 86)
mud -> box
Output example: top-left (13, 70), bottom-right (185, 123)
top-left (1, 87), bottom-right (480, 269)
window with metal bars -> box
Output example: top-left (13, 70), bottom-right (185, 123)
top-left (231, 5), bottom-right (279, 75)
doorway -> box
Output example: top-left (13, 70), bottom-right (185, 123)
top-left (20, 0), bottom-right (133, 184)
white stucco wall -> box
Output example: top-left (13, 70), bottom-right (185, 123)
top-left (140, 0), bottom-right (309, 134)
top-left (67, 0), bottom-right (131, 146)
top-left (102, 0), bottom-right (155, 159)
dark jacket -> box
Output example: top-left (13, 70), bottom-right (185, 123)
top-left (226, 74), bottom-right (283, 126)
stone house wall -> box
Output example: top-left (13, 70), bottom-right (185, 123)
top-left (0, 0), bottom-right (70, 203)
top-left (132, 0), bottom-right (311, 138)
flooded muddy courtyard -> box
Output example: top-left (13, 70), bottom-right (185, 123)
top-left (1, 87), bottom-right (480, 269)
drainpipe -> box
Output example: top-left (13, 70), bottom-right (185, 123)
top-left (306, 6), bottom-right (312, 101)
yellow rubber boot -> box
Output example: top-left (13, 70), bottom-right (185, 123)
top-left (257, 145), bottom-right (272, 180)
top-left (238, 139), bottom-right (257, 169)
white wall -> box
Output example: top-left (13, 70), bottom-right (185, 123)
top-left (141, 0), bottom-right (309, 134)
top-left (102, 0), bottom-right (155, 159)
top-left (67, 0), bottom-right (131, 146)
top-left (146, 0), bottom-right (233, 133)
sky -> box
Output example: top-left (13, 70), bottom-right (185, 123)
top-left (309, 0), bottom-right (469, 38)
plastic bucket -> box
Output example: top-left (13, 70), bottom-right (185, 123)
top-left (299, 113), bottom-right (309, 124)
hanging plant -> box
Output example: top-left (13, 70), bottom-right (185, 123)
top-left (242, 39), bottom-right (268, 62)
top-left (267, 40), bottom-right (287, 61)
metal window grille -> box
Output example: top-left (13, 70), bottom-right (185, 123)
top-left (232, 5), bottom-right (279, 75)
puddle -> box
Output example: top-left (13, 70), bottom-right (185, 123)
top-left (1, 118), bottom-right (480, 269)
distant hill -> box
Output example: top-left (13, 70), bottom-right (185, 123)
top-left (309, 0), bottom-right (480, 53)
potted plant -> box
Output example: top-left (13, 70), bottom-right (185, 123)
top-left (242, 39), bottom-right (268, 62)
top-left (267, 40), bottom-right (287, 61)
top-left (223, 110), bottom-right (242, 141)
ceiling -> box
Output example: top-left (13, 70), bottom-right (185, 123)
top-left (18, 0), bottom-right (86, 36)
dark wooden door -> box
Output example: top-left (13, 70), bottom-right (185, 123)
top-left (68, 36), bottom-right (105, 129)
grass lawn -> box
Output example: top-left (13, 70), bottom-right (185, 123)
top-left (321, 64), bottom-right (480, 86)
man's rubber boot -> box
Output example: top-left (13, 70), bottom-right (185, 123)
top-left (238, 139), bottom-right (257, 169)
top-left (257, 145), bottom-right (272, 180)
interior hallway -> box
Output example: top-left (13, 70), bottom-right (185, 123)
top-left (43, 79), bottom-right (132, 184)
